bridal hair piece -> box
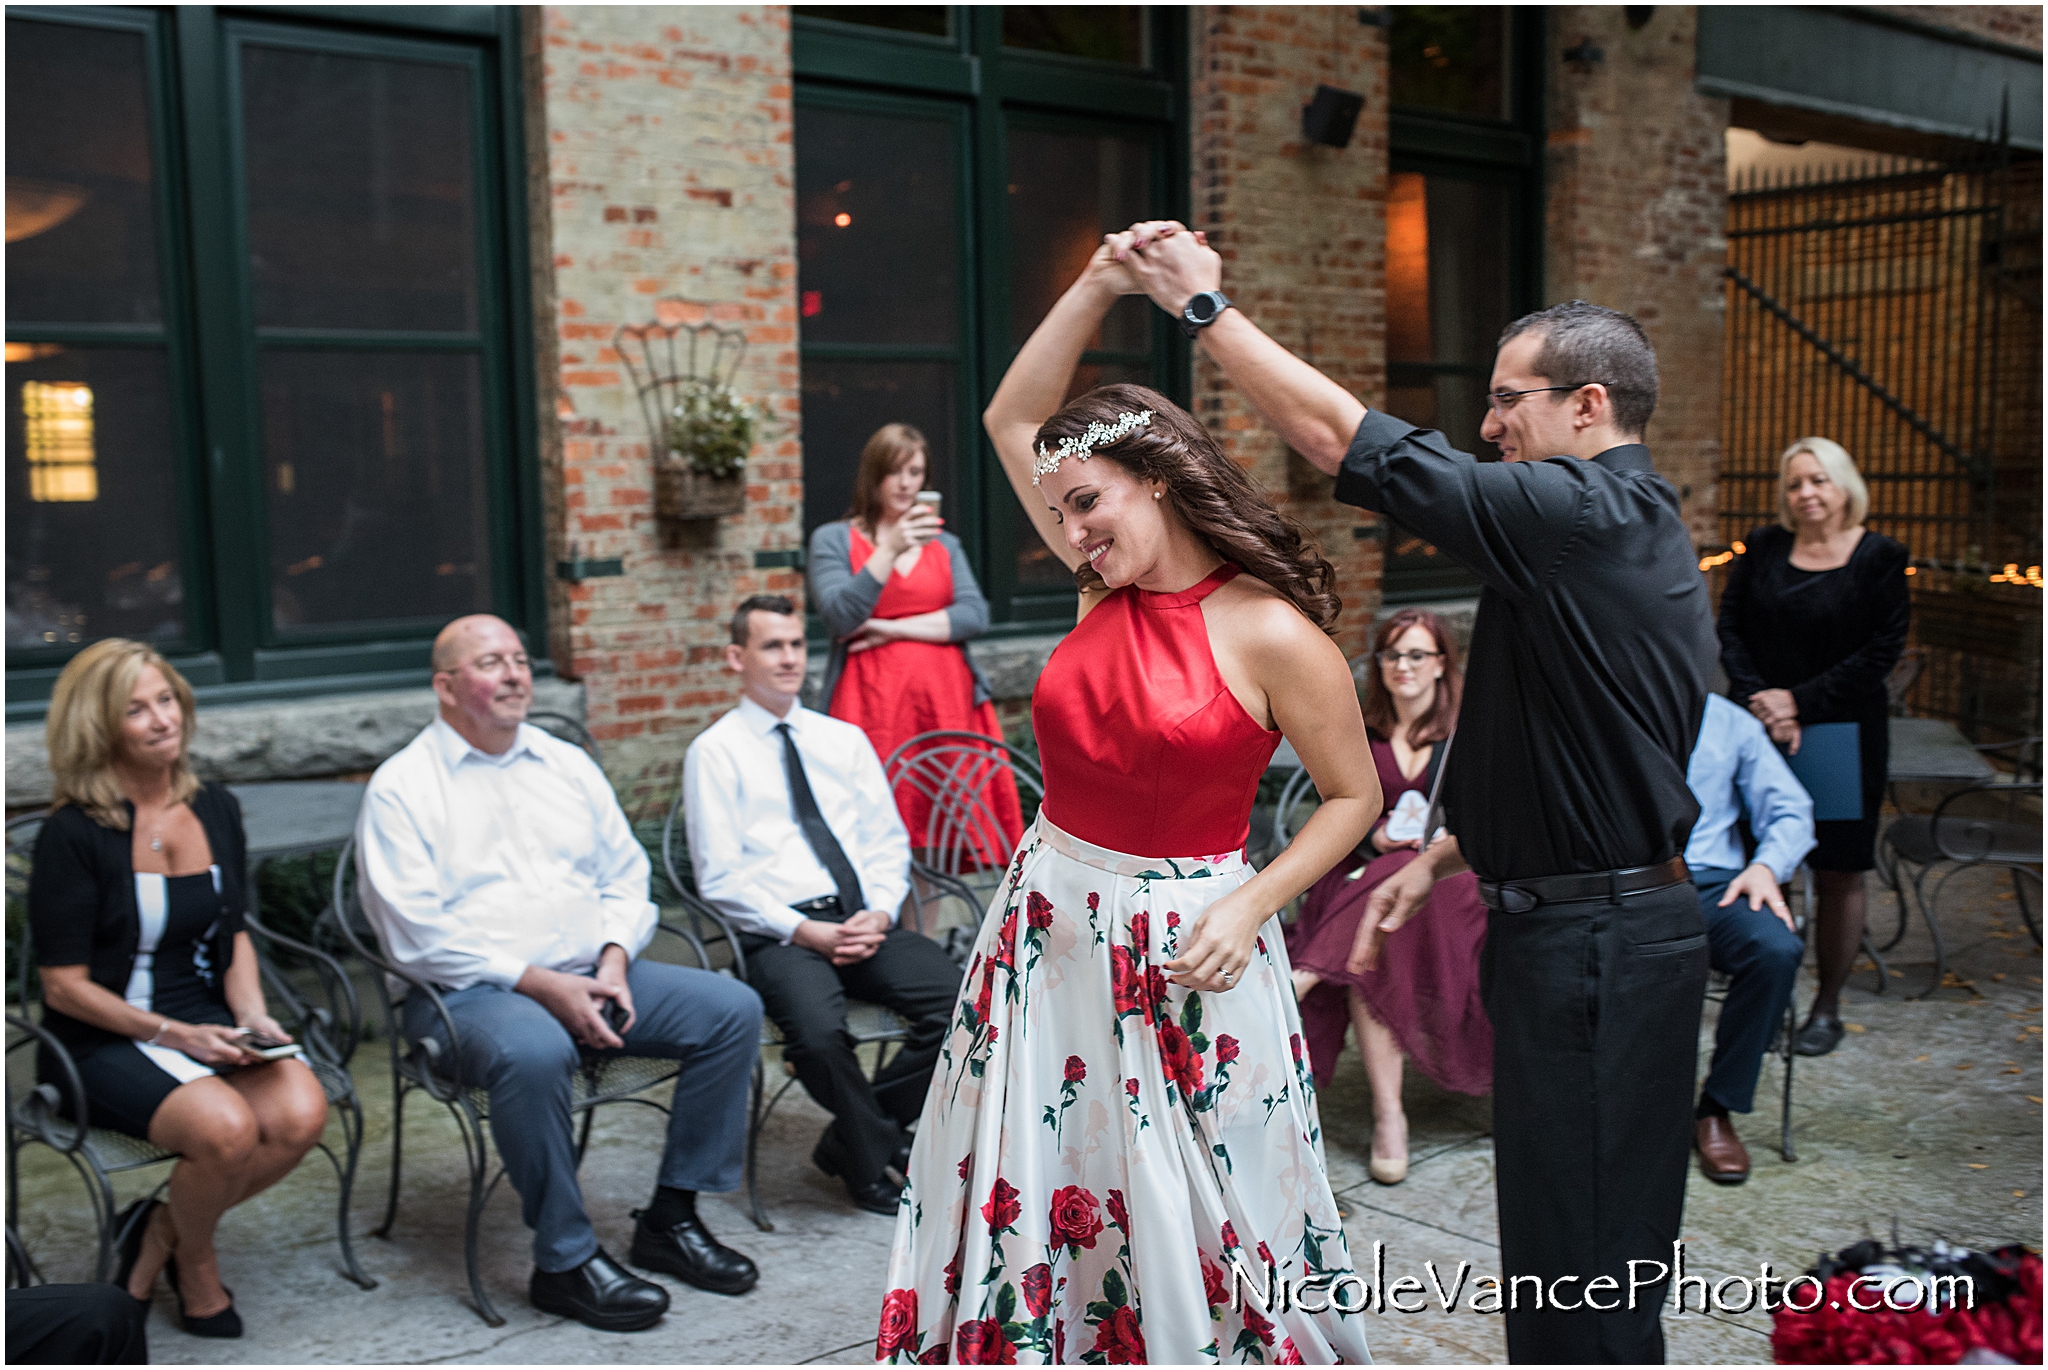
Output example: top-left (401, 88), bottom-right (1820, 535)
top-left (1032, 409), bottom-right (1153, 484)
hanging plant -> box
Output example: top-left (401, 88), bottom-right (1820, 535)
top-left (664, 378), bottom-right (770, 480)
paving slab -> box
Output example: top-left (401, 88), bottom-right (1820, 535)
top-left (8, 847), bottom-right (2038, 1364)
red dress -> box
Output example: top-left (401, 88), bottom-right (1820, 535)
top-left (1283, 734), bottom-right (1494, 1095)
top-left (831, 526), bottom-right (1023, 863)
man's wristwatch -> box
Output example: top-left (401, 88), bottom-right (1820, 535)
top-left (1179, 289), bottom-right (1232, 338)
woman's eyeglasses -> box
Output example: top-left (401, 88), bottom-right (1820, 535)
top-left (1376, 649), bottom-right (1442, 667)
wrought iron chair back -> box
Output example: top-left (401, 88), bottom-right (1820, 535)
top-left (5, 810), bottom-right (372, 1289)
top-left (326, 836), bottom-right (710, 1325)
top-left (882, 731), bottom-right (1043, 925)
top-left (525, 710), bottom-right (602, 764)
top-left (657, 784), bottom-right (982, 1231)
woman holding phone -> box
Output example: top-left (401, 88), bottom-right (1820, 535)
top-left (810, 423), bottom-right (1023, 860)
top-left (30, 639), bottom-right (328, 1336)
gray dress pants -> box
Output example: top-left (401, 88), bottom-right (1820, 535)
top-left (402, 959), bottom-right (763, 1272)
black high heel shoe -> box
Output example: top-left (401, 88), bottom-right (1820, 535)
top-left (112, 1198), bottom-right (159, 1301)
top-left (165, 1254), bottom-right (242, 1338)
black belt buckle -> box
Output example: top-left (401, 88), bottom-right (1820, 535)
top-left (1495, 884), bottom-right (1539, 915)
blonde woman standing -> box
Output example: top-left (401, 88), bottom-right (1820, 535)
top-left (1716, 438), bottom-right (1910, 1057)
top-left (30, 640), bottom-right (327, 1335)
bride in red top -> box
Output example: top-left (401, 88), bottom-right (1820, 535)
top-left (876, 241), bottom-right (1381, 1363)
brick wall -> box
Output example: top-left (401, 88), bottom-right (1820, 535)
top-left (533, 5), bottom-right (803, 816)
top-left (1189, 5), bottom-right (1389, 657)
top-left (1543, 6), bottom-right (1728, 547)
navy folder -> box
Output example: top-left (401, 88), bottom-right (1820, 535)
top-left (1785, 721), bottom-right (1863, 821)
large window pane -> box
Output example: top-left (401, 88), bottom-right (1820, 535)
top-left (799, 361), bottom-right (956, 538)
top-left (1386, 172), bottom-right (1512, 369)
top-left (796, 108), bottom-right (958, 347)
top-left (1004, 8), bottom-right (1146, 65)
top-left (1389, 7), bottom-right (1511, 122)
top-left (1007, 129), bottom-right (1154, 351)
top-left (793, 7), bottom-right (948, 38)
top-left (241, 44), bottom-right (478, 332)
top-left (5, 19), bottom-right (163, 326)
top-left (6, 348), bottom-right (184, 647)
top-left (260, 350), bottom-right (491, 631)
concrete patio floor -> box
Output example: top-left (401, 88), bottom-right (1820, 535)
top-left (11, 853), bottom-right (2041, 1364)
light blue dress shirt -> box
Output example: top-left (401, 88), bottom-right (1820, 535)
top-left (1685, 694), bottom-right (1817, 883)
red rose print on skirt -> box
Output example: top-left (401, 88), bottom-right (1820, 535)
top-left (1064, 1055), bottom-right (1086, 1084)
top-left (953, 1317), bottom-right (1017, 1364)
top-left (1048, 1185), bottom-right (1104, 1253)
top-left (1092, 1305), bottom-right (1147, 1364)
top-left (1026, 891), bottom-right (1054, 929)
top-left (981, 1177), bottom-right (1021, 1233)
top-left (1158, 1021), bottom-right (1206, 1095)
top-left (876, 1289), bottom-right (918, 1358)
top-left (1020, 1262), bottom-right (1053, 1317)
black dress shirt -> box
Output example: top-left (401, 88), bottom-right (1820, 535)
top-left (1336, 409), bottom-right (1717, 882)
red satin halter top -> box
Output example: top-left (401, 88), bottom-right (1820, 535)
top-left (1033, 562), bottom-right (1282, 857)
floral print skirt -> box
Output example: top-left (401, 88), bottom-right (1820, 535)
top-left (877, 817), bottom-right (1372, 1365)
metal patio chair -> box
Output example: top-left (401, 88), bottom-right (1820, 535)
top-left (325, 837), bottom-right (712, 1326)
top-left (1877, 739), bottom-right (2042, 998)
top-left (657, 787), bottom-right (981, 1231)
top-left (882, 730), bottom-right (1044, 932)
top-left (5, 811), bottom-right (373, 1290)
top-left (526, 710), bottom-right (601, 763)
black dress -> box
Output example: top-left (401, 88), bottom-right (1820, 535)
top-left (1717, 524), bottom-right (1911, 871)
top-left (30, 785), bottom-right (248, 1138)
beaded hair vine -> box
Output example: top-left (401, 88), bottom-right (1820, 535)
top-left (1031, 409), bottom-right (1154, 485)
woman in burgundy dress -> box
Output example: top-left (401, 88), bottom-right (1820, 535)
top-left (810, 423), bottom-right (1023, 864)
top-left (1285, 609), bottom-right (1492, 1185)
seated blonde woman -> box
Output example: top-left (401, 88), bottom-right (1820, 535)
top-left (30, 639), bottom-right (327, 1337)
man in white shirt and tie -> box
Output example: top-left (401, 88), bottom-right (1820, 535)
top-left (683, 595), bottom-right (962, 1216)
top-left (356, 615), bottom-right (764, 1332)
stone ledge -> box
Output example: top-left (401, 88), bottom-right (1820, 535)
top-left (6, 678), bottom-right (585, 808)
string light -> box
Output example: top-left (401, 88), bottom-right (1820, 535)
top-left (1694, 547), bottom-right (2040, 588)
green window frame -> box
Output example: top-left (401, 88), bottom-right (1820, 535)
top-left (1382, 6), bottom-right (1546, 605)
top-left (5, 5), bottom-right (542, 717)
top-left (792, 6), bottom-right (1189, 632)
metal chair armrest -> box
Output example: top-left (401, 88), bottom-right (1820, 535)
top-left (1929, 781), bottom-right (2043, 863)
top-left (6, 1014), bottom-right (88, 1152)
top-left (651, 918), bottom-right (713, 972)
top-left (673, 890), bottom-right (751, 983)
top-left (245, 912), bottom-right (365, 1069)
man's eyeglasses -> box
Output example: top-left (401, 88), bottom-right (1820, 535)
top-left (1485, 382), bottom-right (1607, 415)
top-left (1376, 649), bottom-right (1442, 667)
top-left (439, 652), bottom-right (531, 676)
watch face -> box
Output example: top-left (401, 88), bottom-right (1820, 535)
top-left (1186, 293), bottom-right (1217, 323)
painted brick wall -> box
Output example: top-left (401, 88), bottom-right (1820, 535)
top-left (1544, 6), bottom-right (1728, 547)
top-left (533, 5), bottom-right (802, 816)
top-left (1189, 6), bottom-right (1389, 657)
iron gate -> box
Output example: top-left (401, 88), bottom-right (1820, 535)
top-left (1719, 142), bottom-right (2042, 740)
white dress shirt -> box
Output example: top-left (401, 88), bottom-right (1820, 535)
top-left (355, 717), bottom-right (657, 991)
top-left (682, 695), bottom-right (910, 942)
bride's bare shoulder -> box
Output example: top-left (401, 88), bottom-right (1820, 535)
top-left (1207, 573), bottom-right (1333, 654)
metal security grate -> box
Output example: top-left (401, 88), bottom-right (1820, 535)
top-left (1720, 140), bottom-right (2042, 741)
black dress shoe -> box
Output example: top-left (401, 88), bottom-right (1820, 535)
top-left (166, 1255), bottom-right (242, 1338)
top-left (814, 1127), bottom-right (904, 1217)
top-left (628, 1208), bottom-right (758, 1295)
top-left (1793, 1012), bottom-right (1846, 1057)
top-left (112, 1198), bottom-right (158, 1301)
top-left (530, 1248), bottom-right (669, 1331)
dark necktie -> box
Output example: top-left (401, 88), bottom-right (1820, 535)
top-left (776, 722), bottom-right (866, 919)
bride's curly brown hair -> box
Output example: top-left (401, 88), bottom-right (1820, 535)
top-left (1035, 383), bottom-right (1341, 634)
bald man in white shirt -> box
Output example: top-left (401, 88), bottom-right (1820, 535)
top-left (356, 616), bottom-right (764, 1331)
top-left (684, 595), bottom-right (962, 1216)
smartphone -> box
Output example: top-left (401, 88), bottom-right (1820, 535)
top-left (236, 1030), bottom-right (304, 1061)
top-left (914, 490), bottom-right (942, 515)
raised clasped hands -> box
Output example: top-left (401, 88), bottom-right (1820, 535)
top-left (1103, 219), bottom-right (1220, 317)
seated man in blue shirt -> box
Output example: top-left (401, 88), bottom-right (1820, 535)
top-left (1685, 693), bottom-right (1817, 1184)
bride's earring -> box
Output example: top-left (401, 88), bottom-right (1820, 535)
top-left (1152, 490), bottom-right (1162, 500)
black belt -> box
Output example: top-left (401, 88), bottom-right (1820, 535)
top-left (1477, 857), bottom-right (1690, 914)
top-left (790, 894), bottom-right (847, 921)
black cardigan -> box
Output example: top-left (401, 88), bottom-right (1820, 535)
top-left (29, 782), bottom-right (248, 1055)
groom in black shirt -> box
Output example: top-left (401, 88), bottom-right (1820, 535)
top-left (1116, 223), bottom-right (1715, 1363)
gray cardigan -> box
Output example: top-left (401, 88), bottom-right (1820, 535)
top-left (808, 520), bottom-right (995, 712)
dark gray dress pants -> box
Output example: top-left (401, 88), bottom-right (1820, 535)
top-left (403, 959), bottom-right (763, 1272)
top-left (1481, 880), bottom-right (1709, 1364)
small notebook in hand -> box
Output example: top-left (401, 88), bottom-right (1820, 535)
top-left (1785, 721), bottom-right (1863, 821)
